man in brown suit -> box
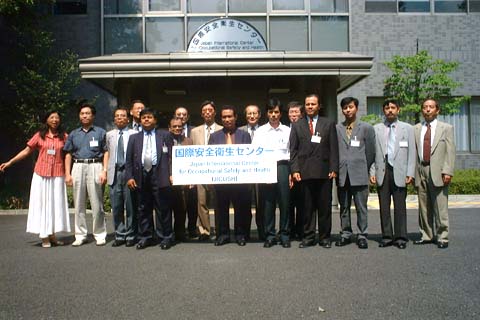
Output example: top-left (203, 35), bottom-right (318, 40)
top-left (190, 101), bottom-right (223, 240)
top-left (414, 98), bottom-right (455, 249)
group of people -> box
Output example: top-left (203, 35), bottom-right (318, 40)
top-left (0, 95), bottom-right (455, 250)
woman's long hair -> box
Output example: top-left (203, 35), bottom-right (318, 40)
top-left (39, 111), bottom-right (66, 141)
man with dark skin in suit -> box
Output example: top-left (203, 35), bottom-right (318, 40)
top-left (290, 94), bottom-right (339, 248)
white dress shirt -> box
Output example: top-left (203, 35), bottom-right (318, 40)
top-left (252, 122), bottom-right (291, 161)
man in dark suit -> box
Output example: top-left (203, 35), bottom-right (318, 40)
top-left (209, 105), bottom-right (252, 246)
top-left (290, 94), bottom-right (339, 248)
top-left (125, 108), bottom-right (174, 250)
top-left (130, 100), bottom-right (145, 132)
top-left (335, 97), bottom-right (375, 249)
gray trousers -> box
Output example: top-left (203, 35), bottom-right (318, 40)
top-left (72, 163), bottom-right (106, 241)
top-left (109, 167), bottom-right (137, 241)
top-left (337, 177), bottom-right (369, 240)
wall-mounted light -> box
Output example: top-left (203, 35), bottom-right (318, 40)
top-left (164, 89), bottom-right (187, 95)
top-left (268, 88), bottom-right (290, 94)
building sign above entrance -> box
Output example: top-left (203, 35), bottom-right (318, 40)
top-left (187, 18), bottom-right (267, 52)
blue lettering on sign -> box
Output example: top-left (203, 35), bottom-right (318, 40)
top-left (204, 26), bottom-right (211, 33)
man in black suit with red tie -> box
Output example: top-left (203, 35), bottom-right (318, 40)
top-left (125, 108), bottom-right (174, 250)
top-left (290, 94), bottom-right (339, 248)
top-left (209, 105), bottom-right (252, 246)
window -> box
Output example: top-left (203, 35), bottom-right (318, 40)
top-left (469, 98), bottom-right (480, 152)
top-left (104, 0), bottom-right (142, 14)
top-left (311, 16), bottom-right (349, 51)
top-left (54, 0), bottom-right (87, 14)
top-left (104, 18), bottom-right (143, 54)
top-left (229, 0), bottom-right (266, 12)
top-left (399, 1), bottom-right (430, 13)
top-left (272, 0), bottom-right (305, 10)
top-left (365, 0), bottom-right (397, 12)
top-left (471, 0), bottom-right (480, 11)
top-left (270, 17), bottom-right (308, 51)
top-left (434, 0), bottom-right (467, 13)
top-left (311, 0), bottom-right (349, 13)
top-left (149, 0), bottom-right (181, 11)
top-left (367, 97), bottom-right (479, 152)
top-left (146, 18), bottom-right (184, 53)
top-left (187, 0), bottom-right (225, 13)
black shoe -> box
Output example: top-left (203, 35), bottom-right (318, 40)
top-left (395, 242), bottom-right (407, 249)
top-left (299, 241), bottom-right (314, 248)
top-left (319, 239), bottom-right (332, 249)
top-left (160, 242), bottom-right (172, 250)
top-left (413, 239), bottom-right (433, 245)
top-left (136, 240), bottom-right (151, 250)
top-left (437, 241), bottom-right (448, 249)
top-left (199, 234), bottom-right (210, 242)
top-left (357, 238), bottom-right (368, 249)
top-left (188, 232), bottom-right (199, 240)
top-left (214, 238), bottom-right (230, 246)
top-left (263, 239), bottom-right (277, 248)
top-left (125, 239), bottom-right (137, 247)
top-left (281, 240), bottom-right (291, 248)
top-left (237, 238), bottom-right (247, 246)
top-left (335, 238), bottom-right (351, 247)
top-left (378, 240), bottom-right (393, 248)
top-left (112, 239), bottom-right (126, 247)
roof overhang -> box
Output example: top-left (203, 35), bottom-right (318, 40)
top-left (79, 51), bottom-right (373, 94)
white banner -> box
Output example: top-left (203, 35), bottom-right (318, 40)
top-left (172, 144), bottom-right (277, 185)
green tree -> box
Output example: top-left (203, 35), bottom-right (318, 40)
top-left (1, 0), bottom-right (80, 144)
top-left (383, 50), bottom-right (469, 123)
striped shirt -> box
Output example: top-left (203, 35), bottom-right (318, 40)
top-left (27, 132), bottom-right (67, 177)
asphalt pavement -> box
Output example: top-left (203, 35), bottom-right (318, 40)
top-left (0, 207), bottom-right (479, 319)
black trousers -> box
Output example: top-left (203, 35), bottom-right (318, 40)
top-left (136, 170), bottom-right (173, 243)
top-left (378, 164), bottom-right (408, 242)
top-left (301, 178), bottom-right (333, 243)
top-left (214, 184), bottom-right (252, 241)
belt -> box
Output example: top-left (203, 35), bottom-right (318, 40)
top-left (277, 160), bottom-right (289, 165)
top-left (421, 161), bottom-right (430, 166)
top-left (74, 158), bottom-right (102, 164)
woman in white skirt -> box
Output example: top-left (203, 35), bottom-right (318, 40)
top-left (0, 111), bottom-right (70, 247)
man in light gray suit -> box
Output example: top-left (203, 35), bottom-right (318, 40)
top-left (335, 97), bottom-right (375, 249)
top-left (413, 98), bottom-right (455, 249)
top-left (370, 100), bottom-right (415, 249)
top-left (104, 107), bottom-right (138, 247)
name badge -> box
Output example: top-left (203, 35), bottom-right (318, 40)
top-left (90, 140), bottom-right (99, 148)
top-left (399, 141), bottom-right (408, 148)
top-left (47, 149), bottom-right (56, 155)
top-left (311, 135), bottom-right (321, 144)
top-left (350, 137), bottom-right (360, 147)
top-left (162, 144), bottom-right (168, 153)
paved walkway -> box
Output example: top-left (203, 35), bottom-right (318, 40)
top-left (1, 194), bottom-right (479, 215)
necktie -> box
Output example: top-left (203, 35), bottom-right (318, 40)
top-left (346, 125), bottom-right (352, 141)
top-left (134, 123), bottom-right (139, 131)
top-left (116, 130), bottom-right (124, 166)
top-left (250, 126), bottom-right (255, 139)
top-left (387, 123), bottom-right (395, 166)
top-left (423, 123), bottom-right (431, 163)
top-left (226, 132), bottom-right (233, 144)
top-left (206, 126), bottom-right (211, 144)
top-left (144, 132), bottom-right (152, 172)
top-left (309, 117), bottom-right (314, 135)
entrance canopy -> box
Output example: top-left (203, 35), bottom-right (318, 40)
top-left (79, 51), bottom-right (373, 94)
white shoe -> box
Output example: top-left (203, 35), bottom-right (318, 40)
top-left (96, 239), bottom-right (106, 246)
top-left (72, 239), bottom-right (87, 247)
